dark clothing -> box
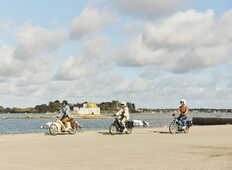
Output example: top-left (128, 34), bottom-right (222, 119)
top-left (59, 105), bottom-right (71, 128)
top-left (178, 114), bottom-right (187, 126)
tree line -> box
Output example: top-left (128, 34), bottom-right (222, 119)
top-left (0, 100), bottom-right (136, 113)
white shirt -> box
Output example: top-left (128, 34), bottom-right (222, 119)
top-left (116, 106), bottom-right (129, 120)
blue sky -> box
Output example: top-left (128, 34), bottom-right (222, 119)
top-left (190, 0), bottom-right (231, 14)
top-left (0, 1), bottom-right (85, 23)
top-left (0, 0), bottom-right (231, 108)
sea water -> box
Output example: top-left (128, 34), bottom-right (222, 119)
top-left (0, 113), bottom-right (231, 134)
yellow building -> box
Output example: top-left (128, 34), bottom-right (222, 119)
top-left (84, 103), bottom-right (98, 108)
top-left (74, 102), bottom-right (100, 115)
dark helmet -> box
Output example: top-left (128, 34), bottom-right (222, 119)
top-left (62, 100), bottom-right (68, 105)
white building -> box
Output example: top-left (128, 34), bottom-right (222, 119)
top-left (73, 103), bottom-right (100, 115)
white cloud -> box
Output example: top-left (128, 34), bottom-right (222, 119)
top-left (14, 56), bottom-right (54, 87)
top-left (111, 0), bottom-right (184, 18)
top-left (0, 25), bottom-right (61, 106)
top-left (0, 23), bottom-right (10, 34)
top-left (14, 25), bottom-right (68, 60)
top-left (118, 10), bottom-right (232, 73)
top-left (0, 44), bottom-right (23, 77)
top-left (55, 36), bottom-right (111, 80)
top-left (54, 56), bottom-right (89, 80)
top-left (0, 24), bottom-right (65, 79)
top-left (123, 20), bottom-right (143, 33)
top-left (109, 65), bottom-right (232, 108)
top-left (70, 7), bottom-right (118, 40)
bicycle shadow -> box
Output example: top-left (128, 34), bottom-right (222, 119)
top-left (98, 131), bottom-right (125, 136)
top-left (153, 130), bottom-right (170, 134)
top-left (44, 132), bottom-right (50, 136)
top-left (44, 132), bottom-right (72, 136)
top-left (98, 132), bottom-right (111, 135)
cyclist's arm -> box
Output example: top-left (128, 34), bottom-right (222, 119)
top-left (115, 109), bottom-right (123, 116)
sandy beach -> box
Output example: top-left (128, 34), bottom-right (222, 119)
top-left (0, 125), bottom-right (231, 170)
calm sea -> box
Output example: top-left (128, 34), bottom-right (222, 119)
top-left (0, 113), bottom-right (231, 134)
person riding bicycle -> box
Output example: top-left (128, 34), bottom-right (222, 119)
top-left (115, 102), bottom-right (129, 133)
top-left (60, 100), bottom-right (71, 131)
top-left (175, 99), bottom-right (189, 129)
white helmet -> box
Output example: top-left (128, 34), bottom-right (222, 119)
top-left (180, 99), bottom-right (186, 105)
top-left (121, 101), bottom-right (127, 106)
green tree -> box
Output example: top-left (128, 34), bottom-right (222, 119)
top-left (48, 101), bottom-right (62, 112)
top-left (35, 104), bottom-right (49, 113)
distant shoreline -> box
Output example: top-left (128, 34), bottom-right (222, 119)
top-left (131, 109), bottom-right (232, 114)
top-left (102, 110), bottom-right (232, 114)
top-left (0, 114), bottom-right (111, 120)
top-left (0, 110), bottom-right (232, 120)
top-left (129, 111), bottom-right (232, 114)
top-left (1, 110), bottom-right (232, 115)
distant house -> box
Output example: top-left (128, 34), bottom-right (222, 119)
top-left (72, 102), bottom-right (100, 115)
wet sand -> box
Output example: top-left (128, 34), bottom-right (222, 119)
top-left (0, 125), bottom-right (231, 170)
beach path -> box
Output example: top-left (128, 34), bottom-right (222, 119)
top-left (0, 125), bottom-right (231, 170)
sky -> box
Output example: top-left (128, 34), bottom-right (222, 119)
top-left (0, 0), bottom-right (231, 108)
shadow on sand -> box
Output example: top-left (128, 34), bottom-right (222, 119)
top-left (44, 132), bottom-right (68, 136)
top-left (44, 132), bottom-right (50, 136)
top-left (153, 130), bottom-right (170, 134)
top-left (98, 131), bottom-right (126, 136)
top-left (97, 132), bottom-right (112, 135)
top-left (97, 132), bottom-right (116, 136)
